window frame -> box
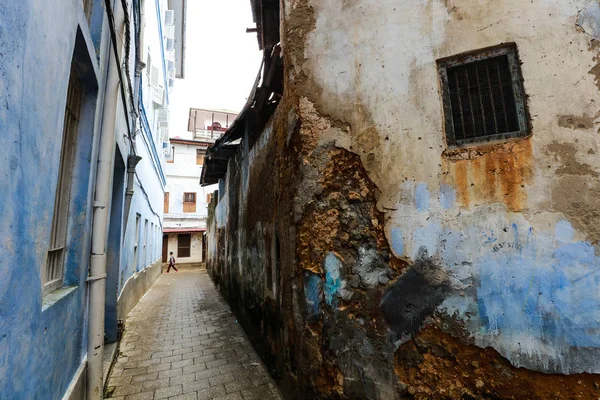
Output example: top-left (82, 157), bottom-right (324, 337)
top-left (167, 146), bottom-right (175, 163)
top-left (134, 213), bottom-right (140, 271)
top-left (183, 192), bottom-right (196, 213)
top-left (164, 192), bottom-right (169, 213)
top-left (437, 44), bottom-right (529, 147)
top-left (143, 219), bottom-right (148, 268)
top-left (177, 234), bottom-right (191, 258)
top-left (196, 149), bottom-right (205, 165)
top-left (44, 69), bottom-right (83, 296)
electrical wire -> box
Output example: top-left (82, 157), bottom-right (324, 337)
top-left (103, 0), bottom-right (136, 152)
top-left (134, 172), bottom-right (164, 229)
top-left (121, 0), bottom-right (138, 126)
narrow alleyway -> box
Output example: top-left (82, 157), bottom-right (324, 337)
top-left (105, 270), bottom-right (283, 400)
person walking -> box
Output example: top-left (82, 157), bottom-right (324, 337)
top-left (167, 252), bottom-right (178, 273)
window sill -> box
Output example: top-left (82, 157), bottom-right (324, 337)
top-left (42, 286), bottom-right (78, 312)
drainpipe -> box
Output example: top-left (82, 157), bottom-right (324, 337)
top-left (123, 154), bottom-right (142, 227)
top-left (87, 0), bottom-right (125, 398)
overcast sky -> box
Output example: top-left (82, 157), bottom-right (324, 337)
top-left (168, 0), bottom-right (263, 138)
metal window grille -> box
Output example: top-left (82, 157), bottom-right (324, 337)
top-left (44, 70), bottom-right (82, 296)
top-left (438, 45), bottom-right (528, 146)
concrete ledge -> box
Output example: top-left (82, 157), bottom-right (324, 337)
top-left (42, 286), bottom-right (78, 312)
top-left (117, 259), bottom-right (162, 322)
top-left (103, 342), bottom-right (118, 389)
top-left (61, 356), bottom-right (86, 400)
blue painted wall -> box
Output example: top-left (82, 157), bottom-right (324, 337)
top-left (0, 1), bottom-right (104, 399)
top-left (386, 181), bottom-right (600, 374)
top-left (0, 0), bottom-right (166, 397)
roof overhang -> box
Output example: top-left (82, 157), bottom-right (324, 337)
top-left (169, 138), bottom-right (211, 146)
top-left (200, 43), bottom-right (283, 187)
top-left (250, 0), bottom-right (280, 51)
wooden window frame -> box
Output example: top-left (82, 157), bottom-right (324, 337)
top-left (164, 192), bottom-right (169, 213)
top-left (177, 234), bottom-right (191, 258)
top-left (44, 69), bottom-right (82, 296)
top-left (196, 149), bottom-right (205, 165)
top-left (183, 192), bottom-right (196, 213)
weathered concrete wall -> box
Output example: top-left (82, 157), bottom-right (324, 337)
top-left (117, 258), bottom-right (162, 323)
top-left (208, 0), bottom-right (600, 398)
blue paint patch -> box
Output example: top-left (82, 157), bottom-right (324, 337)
top-left (324, 253), bottom-right (342, 306)
top-left (556, 220), bottom-right (574, 243)
top-left (482, 230), bottom-right (497, 244)
top-left (477, 237), bottom-right (600, 354)
top-left (391, 227), bottom-right (405, 256)
top-left (412, 222), bottom-right (442, 258)
top-left (415, 183), bottom-right (430, 212)
top-left (511, 223), bottom-right (520, 245)
top-left (439, 184), bottom-right (456, 210)
top-left (304, 272), bottom-right (322, 317)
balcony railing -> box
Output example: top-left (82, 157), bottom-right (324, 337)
top-left (193, 129), bottom-right (225, 142)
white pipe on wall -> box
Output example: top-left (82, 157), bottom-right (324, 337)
top-left (87, 0), bottom-right (125, 398)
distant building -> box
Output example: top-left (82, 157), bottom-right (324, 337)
top-left (163, 109), bottom-right (237, 266)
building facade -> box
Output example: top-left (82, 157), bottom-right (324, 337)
top-left (163, 109), bottom-right (237, 266)
top-left (204, 0), bottom-right (600, 399)
top-left (0, 0), bottom-right (184, 398)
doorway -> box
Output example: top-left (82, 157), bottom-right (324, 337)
top-left (105, 151), bottom-right (125, 343)
top-left (162, 234), bottom-right (169, 262)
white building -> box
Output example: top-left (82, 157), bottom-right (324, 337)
top-left (163, 108), bottom-right (237, 266)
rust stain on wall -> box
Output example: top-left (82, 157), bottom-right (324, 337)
top-left (443, 139), bottom-right (533, 212)
top-left (395, 327), bottom-right (600, 400)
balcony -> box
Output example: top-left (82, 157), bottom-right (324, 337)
top-left (193, 129), bottom-right (225, 143)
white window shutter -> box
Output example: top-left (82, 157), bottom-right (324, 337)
top-left (150, 66), bottom-right (159, 88)
top-left (166, 38), bottom-right (174, 52)
top-left (165, 10), bottom-right (174, 26)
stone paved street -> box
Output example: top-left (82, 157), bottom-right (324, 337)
top-left (105, 270), bottom-right (283, 400)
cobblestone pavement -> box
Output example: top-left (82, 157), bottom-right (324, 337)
top-left (105, 270), bottom-right (283, 400)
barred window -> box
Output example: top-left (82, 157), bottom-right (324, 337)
top-left (438, 44), bottom-right (528, 146)
top-left (45, 70), bottom-right (82, 296)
